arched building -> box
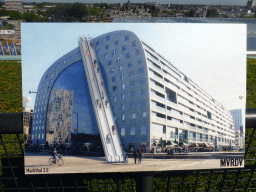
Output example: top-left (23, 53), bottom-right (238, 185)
top-left (31, 30), bottom-right (235, 150)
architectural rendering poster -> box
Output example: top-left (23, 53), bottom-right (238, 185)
top-left (22, 23), bottom-right (246, 174)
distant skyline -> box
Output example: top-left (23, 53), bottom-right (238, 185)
top-left (21, 0), bottom-right (248, 6)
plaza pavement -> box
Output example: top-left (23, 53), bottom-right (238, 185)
top-left (24, 155), bottom-right (244, 174)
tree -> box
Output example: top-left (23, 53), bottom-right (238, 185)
top-left (206, 9), bottom-right (219, 18)
top-left (2, 20), bottom-right (8, 26)
top-left (23, 12), bottom-right (41, 22)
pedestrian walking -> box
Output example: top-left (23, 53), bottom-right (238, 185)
top-left (96, 98), bottom-right (99, 105)
top-left (105, 99), bottom-right (109, 107)
top-left (138, 150), bottom-right (142, 164)
top-left (99, 103), bottom-right (101, 110)
top-left (133, 150), bottom-right (138, 164)
top-left (97, 66), bottom-right (100, 73)
top-left (106, 134), bottom-right (110, 143)
top-left (94, 60), bottom-right (97, 68)
top-left (101, 79), bottom-right (104, 85)
top-left (112, 125), bottom-right (116, 135)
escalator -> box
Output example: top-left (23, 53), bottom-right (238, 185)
top-left (78, 35), bottom-right (125, 163)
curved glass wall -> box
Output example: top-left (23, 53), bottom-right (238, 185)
top-left (46, 60), bottom-right (98, 145)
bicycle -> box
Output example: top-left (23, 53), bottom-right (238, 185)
top-left (48, 154), bottom-right (64, 166)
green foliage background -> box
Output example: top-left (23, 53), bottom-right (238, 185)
top-left (0, 59), bottom-right (255, 191)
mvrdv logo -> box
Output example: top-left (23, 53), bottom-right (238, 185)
top-left (220, 159), bottom-right (243, 167)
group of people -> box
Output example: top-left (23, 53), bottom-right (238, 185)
top-left (133, 150), bottom-right (143, 164)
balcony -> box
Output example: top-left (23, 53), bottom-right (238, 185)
top-left (185, 118), bottom-right (196, 125)
top-left (165, 82), bottom-right (179, 92)
top-left (166, 100), bottom-right (178, 108)
top-left (154, 74), bottom-right (163, 82)
top-left (156, 106), bottom-right (166, 113)
top-left (167, 120), bottom-right (182, 128)
top-left (146, 52), bottom-right (159, 64)
top-left (170, 135), bottom-right (178, 139)
top-left (189, 137), bottom-right (197, 141)
top-left (167, 110), bottom-right (182, 119)
top-left (184, 124), bottom-right (196, 131)
top-left (152, 116), bottom-right (166, 124)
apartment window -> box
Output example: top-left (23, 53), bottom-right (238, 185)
top-left (140, 78), bottom-right (145, 84)
top-left (141, 100), bottom-right (146, 106)
top-left (131, 127), bottom-right (135, 135)
top-left (113, 86), bottom-right (117, 91)
top-left (110, 69), bottom-right (114, 74)
top-left (70, 55), bottom-right (74, 60)
top-left (112, 77), bottom-right (116, 82)
top-left (128, 62), bottom-right (132, 68)
top-left (132, 113), bottom-right (136, 119)
top-left (142, 112), bottom-right (147, 117)
top-left (139, 68), bottom-right (144, 74)
top-left (113, 96), bottom-right (117, 101)
top-left (106, 45), bottom-right (109, 50)
top-left (136, 49), bottom-right (140, 55)
top-left (113, 49), bottom-right (116, 55)
top-left (122, 46), bottom-right (126, 51)
top-left (141, 126), bottom-right (146, 134)
top-left (126, 53), bottom-right (130, 58)
top-left (130, 81), bottom-right (135, 87)
top-left (96, 41), bottom-right (99, 46)
top-left (114, 116), bottom-right (117, 121)
top-left (132, 41), bottom-right (136, 47)
top-left (121, 128), bottom-right (125, 136)
top-left (131, 91), bottom-right (135, 97)
top-left (42, 134), bottom-right (44, 139)
top-left (117, 57), bottom-right (121, 62)
top-left (121, 84), bottom-right (125, 90)
top-left (121, 93), bottom-right (125, 99)
top-left (120, 74), bottom-right (124, 80)
top-left (125, 35), bottom-right (129, 41)
top-left (38, 134), bottom-right (40, 139)
top-left (106, 36), bottom-right (110, 41)
top-left (131, 102), bottom-right (136, 108)
top-left (78, 52), bottom-right (81, 56)
top-left (122, 104), bottom-right (126, 110)
top-left (120, 65), bottom-right (123, 71)
top-left (122, 114), bottom-right (125, 120)
top-left (97, 49), bottom-right (101, 54)
top-left (115, 40), bottom-right (119, 45)
top-left (108, 60), bottom-right (112, 66)
top-left (138, 58), bottom-right (142, 64)
top-left (113, 106), bottom-right (117, 111)
top-left (141, 89), bottom-right (145, 95)
top-left (129, 71), bottom-right (134, 77)
top-left (104, 54), bottom-right (108, 59)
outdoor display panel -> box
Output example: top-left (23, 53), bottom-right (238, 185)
top-left (22, 23), bottom-right (246, 174)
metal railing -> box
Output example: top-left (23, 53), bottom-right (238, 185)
top-left (0, 109), bottom-right (255, 192)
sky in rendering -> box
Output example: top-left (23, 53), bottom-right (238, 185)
top-left (21, 0), bottom-right (248, 6)
top-left (22, 23), bottom-right (246, 127)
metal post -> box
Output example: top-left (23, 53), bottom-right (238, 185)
top-left (136, 172), bottom-right (154, 192)
top-left (246, 108), bottom-right (256, 128)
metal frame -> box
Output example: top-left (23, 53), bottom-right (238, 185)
top-left (0, 108), bottom-right (255, 191)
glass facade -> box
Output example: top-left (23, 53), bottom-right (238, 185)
top-left (45, 61), bottom-right (98, 145)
